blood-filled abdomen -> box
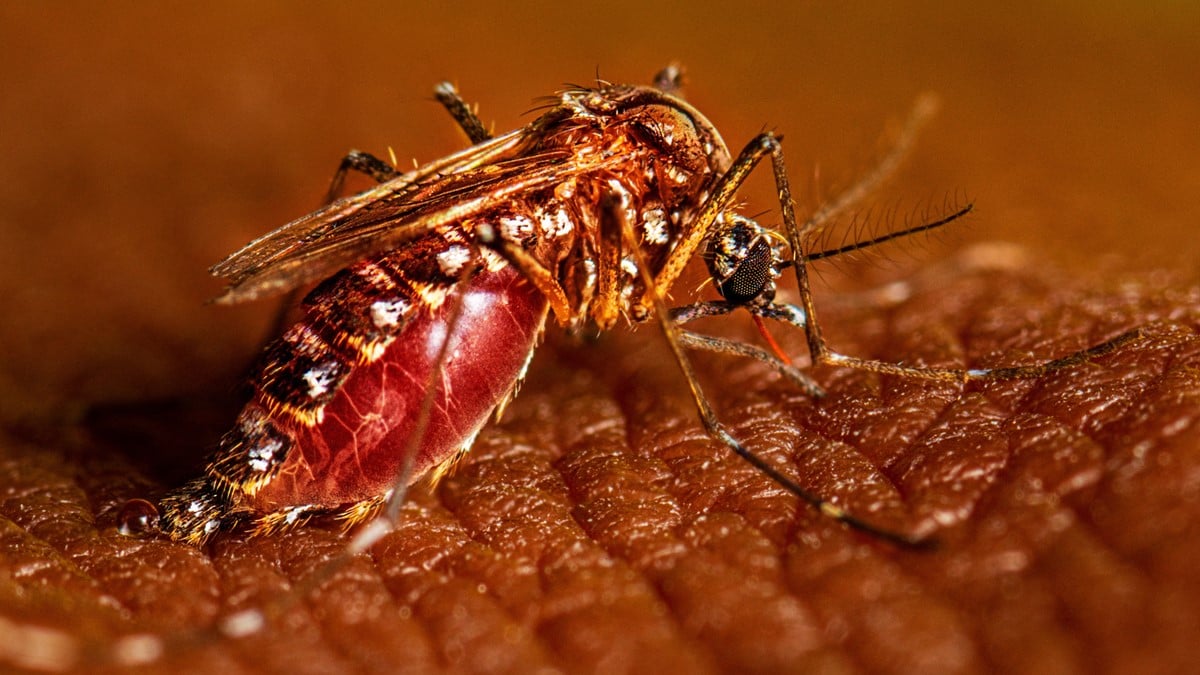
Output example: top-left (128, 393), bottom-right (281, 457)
top-left (150, 241), bottom-right (548, 544)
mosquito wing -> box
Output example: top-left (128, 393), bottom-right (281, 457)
top-left (210, 126), bottom-right (600, 304)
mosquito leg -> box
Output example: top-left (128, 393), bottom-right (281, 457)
top-left (669, 300), bottom-right (823, 395)
top-left (242, 150), bottom-right (404, 343)
top-left (759, 137), bottom-right (1145, 383)
top-left (652, 63), bottom-right (685, 94)
top-left (607, 195), bottom-right (927, 548)
top-left (323, 150), bottom-right (400, 205)
top-left (668, 299), bottom-right (738, 324)
top-left (757, 300), bottom-right (1140, 382)
top-left (474, 226), bottom-right (573, 324)
top-left (323, 79), bottom-right (495, 206)
top-left (675, 329), bottom-right (824, 396)
top-left (296, 89), bottom-right (487, 334)
top-left (434, 82), bottom-right (491, 145)
top-left (644, 130), bottom-right (804, 320)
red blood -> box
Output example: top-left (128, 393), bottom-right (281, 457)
top-left (249, 265), bottom-right (547, 511)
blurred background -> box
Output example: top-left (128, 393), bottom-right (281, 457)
top-left (1, 1), bottom-right (1197, 436)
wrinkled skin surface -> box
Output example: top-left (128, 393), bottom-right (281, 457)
top-left (5, 259), bottom-right (1200, 674)
top-left (3, 3), bottom-right (1200, 674)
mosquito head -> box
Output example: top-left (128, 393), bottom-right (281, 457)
top-left (703, 214), bottom-right (787, 306)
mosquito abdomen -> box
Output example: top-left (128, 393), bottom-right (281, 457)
top-left (146, 246), bottom-right (548, 544)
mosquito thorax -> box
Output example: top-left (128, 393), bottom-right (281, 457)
top-left (567, 85), bottom-right (733, 205)
top-left (546, 85), bottom-right (735, 329)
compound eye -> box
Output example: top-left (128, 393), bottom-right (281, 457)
top-left (715, 238), bottom-right (773, 305)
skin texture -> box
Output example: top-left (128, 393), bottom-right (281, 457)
top-left (2, 3), bottom-right (1199, 674)
top-left (3, 257), bottom-right (1199, 674)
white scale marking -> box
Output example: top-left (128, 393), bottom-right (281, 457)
top-left (370, 298), bottom-right (410, 329)
top-left (537, 207), bottom-right (574, 238)
top-left (247, 438), bottom-right (282, 473)
top-left (499, 215), bottom-right (534, 241)
top-left (437, 244), bottom-right (472, 276)
top-left (302, 362), bottom-right (339, 398)
top-left (641, 208), bottom-right (668, 245)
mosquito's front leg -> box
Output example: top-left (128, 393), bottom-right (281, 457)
top-left (607, 193), bottom-right (926, 547)
top-left (670, 300), bottom-right (824, 396)
top-left (675, 329), bottom-right (825, 397)
top-left (757, 134), bottom-right (1145, 382)
top-left (754, 298), bottom-right (1142, 383)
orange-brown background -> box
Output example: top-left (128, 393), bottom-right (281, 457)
top-left (1, 3), bottom-right (1198, 674)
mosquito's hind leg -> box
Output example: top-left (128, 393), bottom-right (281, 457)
top-left (303, 85), bottom-right (489, 339)
top-left (324, 81), bottom-right (492, 206)
top-left (434, 82), bottom-right (491, 145)
top-left (322, 80), bottom-right (491, 206)
top-left (323, 150), bottom-right (400, 205)
top-left (242, 149), bottom-right (402, 344)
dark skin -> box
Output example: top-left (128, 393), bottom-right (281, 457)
top-left (5, 257), bottom-right (1197, 673)
top-left (3, 4), bottom-right (1200, 673)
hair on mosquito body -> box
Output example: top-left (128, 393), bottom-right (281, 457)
top-left (87, 65), bottom-right (1144, 668)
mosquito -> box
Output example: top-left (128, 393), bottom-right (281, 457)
top-left (117, 65), bottom-right (1140, 557)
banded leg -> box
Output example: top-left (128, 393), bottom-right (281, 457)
top-left (752, 299), bottom-right (1142, 383)
top-left (675, 330), bottom-right (824, 396)
top-left (667, 198), bottom-right (975, 402)
top-left (752, 135), bottom-right (1146, 383)
top-left (434, 82), bottom-right (491, 145)
top-left (279, 88), bottom-right (492, 339)
top-left (670, 300), bottom-right (823, 396)
top-left (476, 229), bottom-right (573, 324)
top-left (431, 84), bottom-right (579, 322)
top-left (323, 150), bottom-right (401, 205)
top-left (251, 151), bottom-right (405, 343)
top-left (323, 83), bottom-right (489, 205)
top-left (605, 195), bottom-right (928, 547)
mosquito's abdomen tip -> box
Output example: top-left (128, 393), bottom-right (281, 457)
top-left (117, 498), bottom-right (162, 537)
